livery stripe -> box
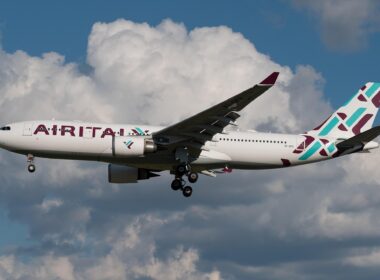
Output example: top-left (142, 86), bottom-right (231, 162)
top-left (365, 83), bottom-right (380, 98)
top-left (327, 143), bottom-right (335, 153)
top-left (299, 141), bottom-right (322, 160)
top-left (318, 117), bottom-right (339, 136)
top-left (135, 127), bottom-right (144, 135)
top-left (346, 107), bottom-right (366, 127)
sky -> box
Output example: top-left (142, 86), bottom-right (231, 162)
top-left (0, 0), bottom-right (380, 279)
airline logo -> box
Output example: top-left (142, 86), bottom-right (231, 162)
top-left (131, 127), bottom-right (150, 135)
top-left (33, 124), bottom-right (150, 138)
top-left (123, 140), bottom-right (134, 149)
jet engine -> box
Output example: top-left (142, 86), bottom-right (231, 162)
top-left (112, 136), bottom-right (157, 157)
top-left (108, 164), bottom-right (159, 183)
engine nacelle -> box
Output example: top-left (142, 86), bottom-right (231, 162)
top-left (112, 136), bottom-right (157, 157)
top-left (108, 164), bottom-right (159, 183)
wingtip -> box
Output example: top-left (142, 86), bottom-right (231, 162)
top-left (259, 72), bottom-right (279, 85)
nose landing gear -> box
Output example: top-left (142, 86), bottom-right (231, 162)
top-left (27, 154), bottom-right (36, 173)
top-left (28, 164), bottom-right (36, 173)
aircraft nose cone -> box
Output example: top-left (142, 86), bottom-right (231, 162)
top-left (0, 127), bottom-right (13, 148)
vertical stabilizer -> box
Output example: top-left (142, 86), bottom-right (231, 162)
top-left (308, 82), bottom-right (380, 138)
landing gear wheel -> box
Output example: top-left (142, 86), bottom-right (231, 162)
top-left (176, 164), bottom-right (188, 175)
top-left (188, 172), bottom-right (198, 183)
top-left (171, 178), bottom-right (182, 191)
top-left (28, 164), bottom-right (36, 173)
top-left (182, 186), bottom-right (193, 198)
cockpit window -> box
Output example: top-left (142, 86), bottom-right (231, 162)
top-left (0, 126), bottom-right (11, 131)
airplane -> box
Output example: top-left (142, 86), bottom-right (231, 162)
top-left (0, 72), bottom-right (380, 198)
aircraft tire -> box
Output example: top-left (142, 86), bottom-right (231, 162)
top-left (182, 186), bottom-right (193, 197)
top-left (171, 179), bottom-right (182, 191)
top-left (28, 164), bottom-right (36, 173)
top-left (188, 172), bottom-right (198, 183)
top-left (176, 164), bottom-right (187, 175)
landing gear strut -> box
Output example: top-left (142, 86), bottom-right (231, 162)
top-left (172, 147), bottom-right (198, 198)
top-left (27, 154), bottom-right (36, 173)
top-left (171, 167), bottom-right (198, 198)
top-left (176, 164), bottom-right (189, 176)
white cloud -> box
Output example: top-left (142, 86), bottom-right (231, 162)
top-left (0, 50), bottom-right (113, 124)
top-left (292, 0), bottom-right (380, 51)
top-left (0, 19), bottom-right (327, 134)
top-left (300, 197), bottom-right (380, 239)
top-left (0, 215), bottom-right (222, 280)
top-left (86, 19), bottom-right (326, 132)
top-left (344, 248), bottom-right (380, 267)
top-left (38, 198), bottom-right (63, 212)
top-left (0, 255), bottom-right (75, 280)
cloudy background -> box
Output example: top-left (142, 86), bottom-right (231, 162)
top-left (0, 0), bottom-right (380, 279)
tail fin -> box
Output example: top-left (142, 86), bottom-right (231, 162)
top-left (308, 82), bottom-right (380, 138)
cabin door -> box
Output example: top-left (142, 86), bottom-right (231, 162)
top-left (22, 122), bottom-right (34, 136)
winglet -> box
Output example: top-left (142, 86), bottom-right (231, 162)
top-left (259, 72), bottom-right (279, 85)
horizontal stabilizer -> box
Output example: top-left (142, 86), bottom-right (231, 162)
top-left (336, 125), bottom-right (380, 150)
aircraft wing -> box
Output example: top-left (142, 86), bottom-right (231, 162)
top-left (153, 72), bottom-right (279, 149)
top-left (336, 126), bottom-right (380, 151)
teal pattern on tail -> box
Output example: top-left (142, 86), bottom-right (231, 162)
top-left (308, 82), bottom-right (380, 139)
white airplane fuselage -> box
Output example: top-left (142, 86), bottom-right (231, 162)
top-left (0, 120), bottom-right (377, 172)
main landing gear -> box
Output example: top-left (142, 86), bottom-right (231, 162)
top-left (27, 154), bottom-right (36, 173)
top-left (171, 163), bottom-right (198, 198)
